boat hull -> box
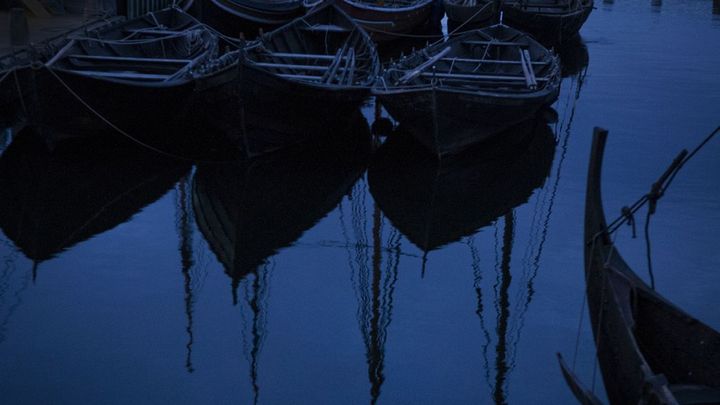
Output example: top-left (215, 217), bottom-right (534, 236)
top-left (502, 0), bottom-right (593, 43)
top-left (34, 63), bottom-right (239, 153)
top-left (443, 0), bottom-right (496, 25)
top-left (337, 0), bottom-right (434, 41)
top-left (202, 0), bottom-right (303, 37)
top-left (581, 129), bottom-right (720, 405)
top-left (376, 84), bottom-right (559, 156)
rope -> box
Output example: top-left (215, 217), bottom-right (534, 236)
top-left (12, 69), bottom-right (28, 116)
top-left (600, 125), bottom-right (720, 241)
top-left (0, 68), bottom-right (14, 85)
top-left (43, 65), bottom-right (215, 162)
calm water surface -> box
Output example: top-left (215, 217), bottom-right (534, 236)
top-left (1, 1), bottom-right (719, 403)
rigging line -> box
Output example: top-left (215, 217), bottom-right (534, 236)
top-left (12, 69), bottom-right (28, 117)
top-left (0, 68), bottom-right (14, 85)
top-left (662, 125), bottom-right (720, 192)
top-left (601, 125), bottom-right (719, 240)
top-left (644, 210), bottom-right (655, 290)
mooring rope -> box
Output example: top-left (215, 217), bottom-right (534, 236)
top-left (0, 68), bottom-right (14, 85)
top-left (12, 69), bottom-right (28, 116)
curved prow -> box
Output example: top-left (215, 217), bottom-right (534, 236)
top-left (585, 127), bottom-right (610, 248)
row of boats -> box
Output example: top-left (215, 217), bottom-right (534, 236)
top-left (0, 0), bottom-right (587, 158)
top-left (202, 0), bottom-right (593, 43)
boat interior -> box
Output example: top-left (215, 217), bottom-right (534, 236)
top-left (381, 27), bottom-right (558, 91)
top-left (246, 5), bottom-right (377, 86)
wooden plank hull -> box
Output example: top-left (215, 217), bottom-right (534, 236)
top-left (34, 63), bottom-right (239, 153)
top-left (337, 0), bottom-right (434, 41)
top-left (202, 0), bottom-right (303, 37)
top-left (443, 0), bottom-right (496, 25)
top-left (33, 8), bottom-right (242, 155)
top-left (376, 84), bottom-right (559, 156)
top-left (501, 0), bottom-right (593, 43)
top-left (238, 2), bottom-right (379, 114)
top-left (374, 24), bottom-right (561, 156)
top-left (0, 16), bottom-right (126, 126)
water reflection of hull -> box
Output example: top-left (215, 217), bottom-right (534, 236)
top-left (214, 101), bottom-right (371, 157)
top-left (557, 36), bottom-right (589, 78)
top-left (193, 128), bottom-right (371, 280)
top-left (0, 127), bottom-right (190, 262)
top-left (368, 119), bottom-right (556, 251)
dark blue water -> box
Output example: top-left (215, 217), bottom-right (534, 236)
top-left (1, 1), bottom-right (719, 403)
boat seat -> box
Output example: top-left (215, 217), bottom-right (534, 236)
top-left (253, 61), bottom-right (333, 71)
top-left (440, 57), bottom-right (548, 65)
top-left (420, 71), bottom-right (549, 82)
top-left (462, 40), bottom-right (527, 47)
top-left (123, 24), bottom-right (201, 36)
top-left (64, 69), bottom-right (174, 80)
top-left (68, 54), bottom-right (191, 64)
top-left (670, 384), bottom-right (720, 405)
top-left (299, 24), bottom-right (351, 33)
top-left (263, 52), bottom-right (341, 61)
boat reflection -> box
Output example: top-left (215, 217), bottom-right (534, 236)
top-left (557, 36), bottom-right (590, 78)
top-left (192, 120), bottom-right (372, 287)
top-left (368, 118), bottom-right (556, 251)
top-left (0, 126), bottom-right (190, 268)
top-left (192, 125), bottom-right (371, 402)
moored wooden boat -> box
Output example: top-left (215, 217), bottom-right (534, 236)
top-left (443, 0), bottom-right (497, 26)
top-left (559, 128), bottom-right (720, 405)
top-left (334, 0), bottom-right (434, 42)
top-left (0, 16), bottom-right (125, 126)
top-left (239, 1), bottom-right (379, 112)
top-left (373, 24), bottom-right (560, 157)
top-left (501, 0), bottom-right (593, 44)
top-left (35, 8), bottom-right (241, 149)
top-left (202, 0), bottom-right (304, 37)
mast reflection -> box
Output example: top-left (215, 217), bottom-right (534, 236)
top-left (193, 123), bottom-right (371, 402)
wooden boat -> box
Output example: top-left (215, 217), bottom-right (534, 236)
top-left (0, 16), bottom-right (125, 126)
top-left (500, 0), bottom-right (593, 44)
top-left (202, 0), bottom-right (303, 38)
top-left (373, 24), bottom-right (560, 157)
top-left (239, 1), bottom-right (379, 112)
top-left (35, 8), bottom-right (241, 148)
top-left (0, 126), bottom-right (189, 263)
top-left (558, 128), bottom-right (720, 404)
top-left (333, 0), bottom-right (434, 42)
top-left (368, 118), bottom-right (555, 251)
top-left (443, 0), bottom-right (497, 26)
top-left (192, 128), bottom-right (371, 283)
